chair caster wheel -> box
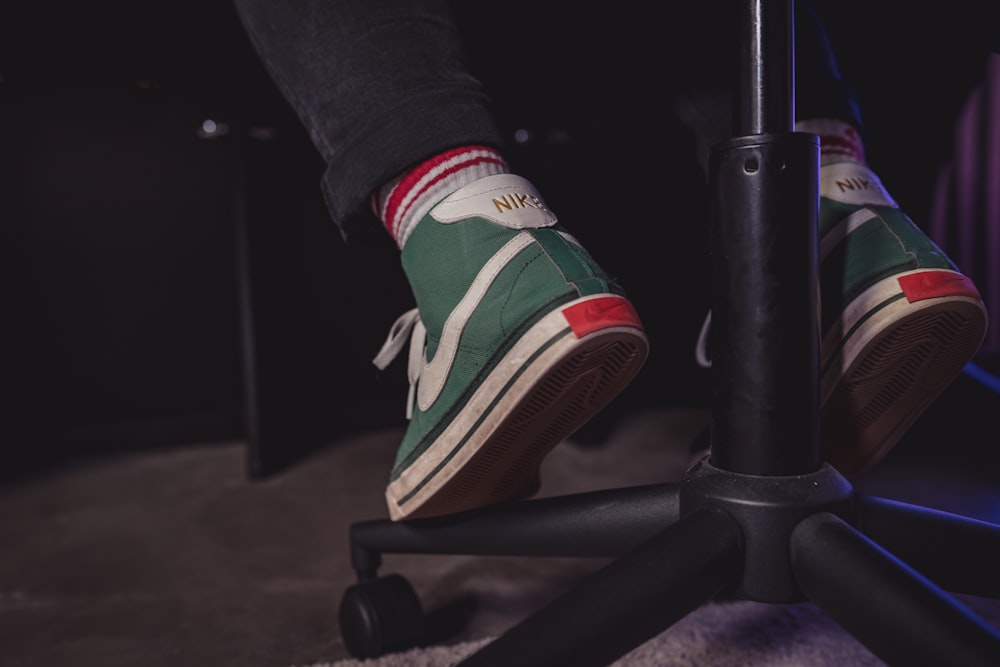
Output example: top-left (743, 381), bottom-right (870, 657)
top-left (339, 573), bottom-right (424, 659)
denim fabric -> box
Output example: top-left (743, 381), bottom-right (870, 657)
top-left (233, 0), bottom-right (507, 245)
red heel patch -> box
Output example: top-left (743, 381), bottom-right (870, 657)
top-left (562, 296), bottom-right (643, 337)
top-left (898, 270), bottom-right (981, 303)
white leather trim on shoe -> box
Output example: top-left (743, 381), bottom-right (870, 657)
top-left (819, 208), bottom-right (878, 260)
top-left (818, 268), bottom-right (981, 401)
top-left (388, 304), bottom-right (577, 508)
top-left (430, 174), bottom-right (559, 228)
top-left (820, 162), bottom-right (898, 207)
top-left (416, 231), bottom-right (537, 412)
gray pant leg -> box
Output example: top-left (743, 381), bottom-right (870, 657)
top-left (233, 0), bottom-right (506, 244)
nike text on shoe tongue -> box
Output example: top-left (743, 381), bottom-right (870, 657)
top-left (429, 173), bottom-right (560, 229)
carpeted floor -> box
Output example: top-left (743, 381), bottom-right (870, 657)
top-left (322, 592), bottom-right (1000, 667)
top-left (2, 372), bottom-right (999, 667)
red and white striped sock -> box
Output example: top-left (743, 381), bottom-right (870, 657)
top-left (795, 118), bottom-right (866, 166)
top-left (374, 145), bottom-right (510, 249)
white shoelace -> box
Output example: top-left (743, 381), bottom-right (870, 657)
top-left (372, 308), bottom-right (425, 419)
top-left (695, 311), bottom-right (712, 368)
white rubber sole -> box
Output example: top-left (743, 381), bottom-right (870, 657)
top-left (386, 294), bottom-right (648, 521)
top-left (819, 268), bottom-right (987, 473)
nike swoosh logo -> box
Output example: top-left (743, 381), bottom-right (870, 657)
top-left (416, 231), bottom-right (536, 411)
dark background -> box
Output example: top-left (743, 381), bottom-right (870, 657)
top-left (1, 1), bottom-right (995, 480)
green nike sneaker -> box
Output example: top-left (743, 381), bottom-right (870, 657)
top-left (373, 174), bottom-right (649, 520)
top-left (817, 161), bottom-right (988, 472)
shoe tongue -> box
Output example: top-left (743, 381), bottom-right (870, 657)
top-left (819, 162), bottom-right (898, 208)
top-left (430, 173), bottom-right (559, 229)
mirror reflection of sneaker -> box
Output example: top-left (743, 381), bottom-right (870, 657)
top-left (695, 118), bottom-right (988, 475)
top-left (814, 164), bottom-right (986, 473)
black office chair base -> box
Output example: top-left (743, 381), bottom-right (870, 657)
top-left (339, 3), bottom-right (1000, 664)
top-left (340, 459), bottom-right (1000, 666)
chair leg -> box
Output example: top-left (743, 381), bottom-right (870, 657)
top-left (791, 511), bottom-right (1000, 667)
top-left (457, 506), bottom-right (742, 667)
top-left (347, 483), bottom-right (681, 575)
top-left (854, 495), bottom-right (1000, 597)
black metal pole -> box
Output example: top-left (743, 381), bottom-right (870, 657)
top-left (738, 0), bottom-right (793, 135)
top-left (708, 0), bottom-right (821, 475)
